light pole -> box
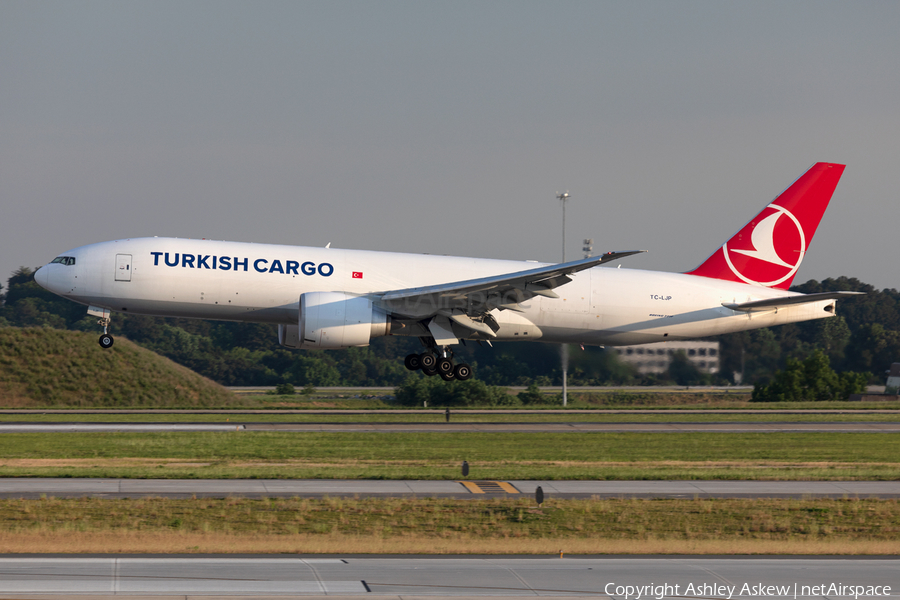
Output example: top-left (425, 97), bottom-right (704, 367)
top-left (557, 192), bottom-right (569, 262)
top-left (556, 191), bottom-right (570, 407)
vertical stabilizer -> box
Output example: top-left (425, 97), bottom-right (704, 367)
top-left (685, 162), bottom-right (845, 289)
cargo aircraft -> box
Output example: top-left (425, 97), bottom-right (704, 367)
top-left (35, 163), bottom-right (861, 380)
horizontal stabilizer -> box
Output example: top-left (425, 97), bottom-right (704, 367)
top-left (722, 291), bottom-right (864, 312)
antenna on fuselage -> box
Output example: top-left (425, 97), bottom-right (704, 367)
top-left (583, 238), bottom-right (593, 259)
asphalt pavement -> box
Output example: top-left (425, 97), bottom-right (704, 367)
top-left (0, 478), bottom-right (898, 499)
top-left (0, 556), bottom-right (895, 598)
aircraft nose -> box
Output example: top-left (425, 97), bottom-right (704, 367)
top-left (34, 265), bottom-right (49, 289)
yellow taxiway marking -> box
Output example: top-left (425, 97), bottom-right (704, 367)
top-left (457, 481), bottom-right (520, 494)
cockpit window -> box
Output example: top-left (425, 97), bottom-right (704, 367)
top-left (51, 256), bottom-right (75, 266)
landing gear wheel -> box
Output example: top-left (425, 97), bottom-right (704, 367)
top-left (98, 334), bottom-right (115, 349)
top-left (453, 363), bottom-right (472, 381)
top-left (436, 357), bottom-right (454, 375)
top-left (404, 354), bottom-right (422, 371)
top-left (422, 366), bottom-right (438, 377)
top-left (419, 352), bottom-right (437, 369)
top-left (440, 371), bottom-right (456, 381)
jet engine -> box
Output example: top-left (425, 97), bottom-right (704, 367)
top-left (279, 292), bottom-right (389, 350)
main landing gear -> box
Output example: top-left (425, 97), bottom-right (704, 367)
top-left (404, 350), bottom-right (472, 381)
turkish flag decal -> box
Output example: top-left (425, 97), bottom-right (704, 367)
top-left (352, 272), bottom-right (363, 279)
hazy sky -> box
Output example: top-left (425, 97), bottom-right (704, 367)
top-left (3, 1), bottom-right (899, 293)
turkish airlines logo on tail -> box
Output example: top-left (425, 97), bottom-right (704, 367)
top-left (723, 204), bottom-right (806, 287)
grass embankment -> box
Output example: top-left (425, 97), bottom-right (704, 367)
top-left (2, 432), bottom-right (899, 480)
top-left (0, 497), bottom-right (897, 554)
top-left (0, 328), bottom-right (235, 407)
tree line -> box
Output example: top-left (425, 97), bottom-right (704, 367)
top-left (2, 267), bottom-right (898, 388)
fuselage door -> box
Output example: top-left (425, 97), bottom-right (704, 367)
top-left (115, 254), bottom-right (133, 282)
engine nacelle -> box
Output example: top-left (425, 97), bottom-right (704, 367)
top-left (287, 291), bottom-right (389, 349)
top-left (278, 323), bottom-right (302, 349)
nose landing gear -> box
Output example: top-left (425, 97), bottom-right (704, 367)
top-left (90, 308), bottom-right (114, 349)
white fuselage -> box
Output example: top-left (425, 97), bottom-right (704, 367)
top-left (36, 237), bottom-right (836, 346)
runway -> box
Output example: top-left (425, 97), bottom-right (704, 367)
top-left (1, 478), bottom-right (898, 499)
top-left (0, 556), bottom-right (894, 598)
top-left (2, 421), bottom-right (900, 432)
top-left (1, 408), bottom-right (895, 413)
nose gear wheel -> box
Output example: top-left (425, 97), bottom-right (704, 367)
top-left (97, 315), bottom-right (114, 349)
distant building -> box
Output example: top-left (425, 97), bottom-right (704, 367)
top-left (886, 363), bottom-right (900, 394)
top-left (612, 341), bottom-right (720, 375)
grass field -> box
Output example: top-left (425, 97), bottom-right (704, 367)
top-left (1, 431), bottom-right (899, 480)
top-left (5, 328), bottom-right (899, 556)
top-left (241, 390), bottom-right (899, 411)
top-left (0, 496), bottom-right (897, 554)
top-left (2, 410), bottom-right (900, 422)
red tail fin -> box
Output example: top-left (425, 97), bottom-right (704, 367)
top-left (685, 162), bottom-right (845, 289)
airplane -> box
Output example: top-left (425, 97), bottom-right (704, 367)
top-left (34, 162), bottom-right (861, 381)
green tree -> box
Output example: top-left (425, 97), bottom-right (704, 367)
top-left (1, 267), bottom-right (85, 328)
top-left (751, 349), bottom-right (868, 402)
top-left (667, 350), bottom-right (709, 386)
top-left (843, 323), bottom-right (900, 380)
top-left (793, 277), bottom-right (900, 333)
top-left (517, 383), bottom-right (545, 405)
top-left (567, 347), bottom-right (637, 385)
top-left (810, 316), bottom-right (852, 365)
top-left (284, 353), bottom-right (343, 386)
top-left (718, 328), bottom-right (783, 384)
top-left (395, 375), bottom-right (514, 407)
top-left (274, 382), bottom-right (295, 395)
top-left (209, 322), bottom-right (276, 351)
top-left (395, 375), bottom-right (432, 406)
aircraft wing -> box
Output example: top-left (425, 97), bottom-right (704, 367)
top-left (722, 291), bottom-right (864, 312)
top-left (378, 251), bottom-right (645, 325)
